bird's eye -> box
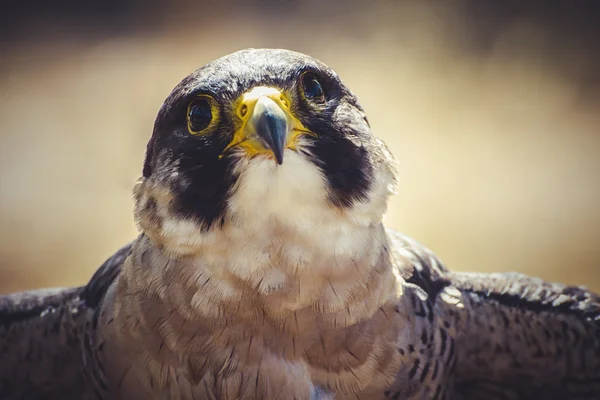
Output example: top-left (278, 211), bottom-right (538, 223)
top-left (187, 96), bottom-right (215, 134)
top-left (301, 73), bottom-right (326, 104)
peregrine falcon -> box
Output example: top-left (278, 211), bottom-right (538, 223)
top-left (1, 48), bottom-right (599, 400)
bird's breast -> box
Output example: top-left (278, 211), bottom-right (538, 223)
top-left (99, 232), bottom-right (409, 398)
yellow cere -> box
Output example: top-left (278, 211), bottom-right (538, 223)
top-left (221, 86), bottom-right (315, 159)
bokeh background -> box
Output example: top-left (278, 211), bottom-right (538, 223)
top-left (0, 0), bottom-right (599, 293)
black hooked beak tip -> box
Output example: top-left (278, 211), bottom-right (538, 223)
top-left (251, 97), bottom-right (288, 165)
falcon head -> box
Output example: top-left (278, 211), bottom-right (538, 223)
top-left (135, 49), bottom-right (398, 261)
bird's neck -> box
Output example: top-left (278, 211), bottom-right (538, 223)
top-left (112, 219), bottom-right (400, 352)
top-left (124, 219), bottom-right (397, 324)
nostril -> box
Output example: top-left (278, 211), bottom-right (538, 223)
top-left (240, 104), bottom-right (248, 117)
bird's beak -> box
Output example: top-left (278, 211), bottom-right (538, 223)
top-left (223, 87), bottom-right (312, 165)
top-left (245, 94), bottom-right (287, 165)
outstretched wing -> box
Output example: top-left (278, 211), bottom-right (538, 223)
top-left (447, 271), bottom-right (600, 400)
top-left (0, 241), bottom-right (133, 400)
top-left (387, 228), bottom-right (600, 399)
top-left (0, 286), bottom-right (86, 399)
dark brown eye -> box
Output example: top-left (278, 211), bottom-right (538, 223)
top-left (188, 97), bottom-right (213, 133)
top-left (301, 73), bottom-right (325, 104)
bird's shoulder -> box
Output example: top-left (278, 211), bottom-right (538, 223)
top-left (80, 240), bottom-right (135, 309)
top-left (386, 228), bottom-right (451, 301)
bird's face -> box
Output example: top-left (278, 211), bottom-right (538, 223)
top-left (135, 49), bottom-right (397, 256)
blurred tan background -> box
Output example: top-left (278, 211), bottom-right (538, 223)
top-left (0, 0), bottom-right (599, 293)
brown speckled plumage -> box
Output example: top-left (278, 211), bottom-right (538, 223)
top-left (1, 49), bottom-right (599, 399)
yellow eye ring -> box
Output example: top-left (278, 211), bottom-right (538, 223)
top-left (299, 72), bottom-right (326, 105)
top-left (187, 95), bottom-right (219, 135)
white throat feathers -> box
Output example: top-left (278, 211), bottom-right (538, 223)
top-left (132, 146), bottom-right (398, 322)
